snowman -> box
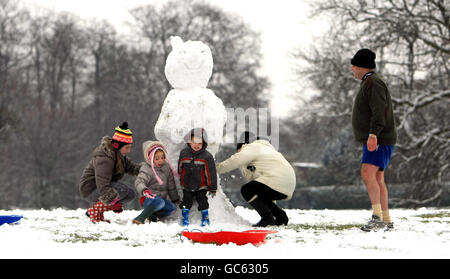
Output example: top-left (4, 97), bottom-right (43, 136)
top-left (154, 36), bottom-right (248, 226)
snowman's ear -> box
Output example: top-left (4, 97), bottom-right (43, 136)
top-left (170, 36), bottom-right (184, 50)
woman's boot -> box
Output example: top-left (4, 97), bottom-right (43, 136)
top-left (266, 201), bottom-right (289, 225)
top-left (248, 198), bottom-right (276, 227)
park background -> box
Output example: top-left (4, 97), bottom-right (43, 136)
top-left (0, 0), bottom-right (448, 210)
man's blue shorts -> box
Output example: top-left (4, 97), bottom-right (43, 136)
top-left (361, 144), bottom-right (394, 171)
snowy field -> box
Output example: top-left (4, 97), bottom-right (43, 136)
top-left (1, 207), bottom-right (449, 259)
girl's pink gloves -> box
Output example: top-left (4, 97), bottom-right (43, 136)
top-left (143, 189), bottom-right (156, 199)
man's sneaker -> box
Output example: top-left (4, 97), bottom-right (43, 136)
top-left (384, 222), bottom-right (394, 232)
top-left (361, 215), bottom-right (385, 232)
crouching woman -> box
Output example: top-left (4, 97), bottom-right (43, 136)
top-left (217, 132), bottom-right (296, 227)
top-left (79, 122), bottom-right (141, 223)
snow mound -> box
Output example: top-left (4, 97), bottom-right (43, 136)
top-left (154, 36), bottom-right (242, 225)
top-left (1, 207), bottom-right (449, 259)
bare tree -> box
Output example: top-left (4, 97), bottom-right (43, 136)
top-left (129, 0), bottom-right (270, 109)
top-left (0, 0), bottom-right (270, 209)
top-left (0, 0), bottom-right (31, 207)
top-left (0, 0), bottom-right (29, 140)
top-left (286, 28), bottom-right (362, 185)
top-left (290, 0), bottom-right (449, 206)
top-left (17, 12), bottom-right (88, 208)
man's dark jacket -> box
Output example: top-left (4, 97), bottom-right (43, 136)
top-left (352, 73), bottom-right (397, 145)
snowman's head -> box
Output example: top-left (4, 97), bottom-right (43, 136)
top-left (165, 36), bottom-right (213, 89)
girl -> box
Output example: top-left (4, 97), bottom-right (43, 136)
top-left (133, 141), bottom-right (180, 224)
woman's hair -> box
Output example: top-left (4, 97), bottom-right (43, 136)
top-left (237, 131), bottom-right (257, 150)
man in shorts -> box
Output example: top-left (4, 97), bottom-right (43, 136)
top-left (350, 49), bottom-right (398, 231)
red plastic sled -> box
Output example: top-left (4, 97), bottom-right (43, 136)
top-left (182, 230), bottom-right (277, 246)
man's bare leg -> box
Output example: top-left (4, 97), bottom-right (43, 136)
top-left (361, 163), bottom-right (382, 219)
top-left (377, 170), bottom-right (391, 224)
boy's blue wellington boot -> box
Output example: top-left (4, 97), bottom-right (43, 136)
top-left (181, 208), bottom-right (190, 226)
top-left (201, 209), bottom-right (210, 226)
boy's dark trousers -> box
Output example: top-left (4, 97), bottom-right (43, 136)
top-left (180, 189), bottom-right (209, 211)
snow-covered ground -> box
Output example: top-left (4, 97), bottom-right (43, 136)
top-left (1, 207), bottom-right (449, 259)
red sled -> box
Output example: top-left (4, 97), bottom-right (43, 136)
top-left (182, 230), bottom-right (277, 246)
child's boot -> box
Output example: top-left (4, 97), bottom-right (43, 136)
top-left (201, 209), bottom-right (210, 226)
top-left (133, 205), bottom-right (157, 224)
top-left (181, 208), bottom-right (190, 226)
top-left (87, 201), bottom-right (111, 223)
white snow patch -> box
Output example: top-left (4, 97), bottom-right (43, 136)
top-left (1, 207), bottom-right (449, 259)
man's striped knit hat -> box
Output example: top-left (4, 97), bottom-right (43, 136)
top-left (112, 122), bottom-right (133, 150)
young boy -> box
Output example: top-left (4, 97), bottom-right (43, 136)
top-left (178, 128), bottom-right (217, 226)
